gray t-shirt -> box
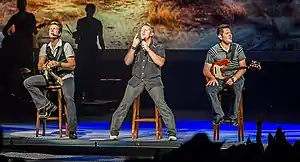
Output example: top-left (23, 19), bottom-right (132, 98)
top-left (39, 39), bottom-right (75, 80)
top-left (205, 43), bottom-right (246, 76)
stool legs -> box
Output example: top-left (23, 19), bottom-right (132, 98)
top-left (58, 89), bottom-right (63, 137)
top-left (132, 95), bottom-right (162, 140)
top-left (136, 96), bottom-right (140, 138)
top-left (131, 96), bottom-right (138, 140)
top-left (35, 88), bottom-right (68, 138)
top-left (213, 125), bottom-right (220, 141)
top-left (155, 106), bottom-right (163, 140)
top-left (238, 97), bottom-right (244, 142)
top-left (42, 120), bottom-right (46, 136)
top-left (213, 95), bottom-right (244, 142)
top-left (35, 112), bottom-right (40, 137)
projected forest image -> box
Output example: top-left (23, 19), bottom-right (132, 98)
top-left (1, 0), bottom-right (300, 50)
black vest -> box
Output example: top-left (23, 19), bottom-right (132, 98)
top-left (45, 41), bottom-right (73, 78)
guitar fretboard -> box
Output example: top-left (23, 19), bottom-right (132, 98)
top-left (221, 66), bottom-right (248, 72)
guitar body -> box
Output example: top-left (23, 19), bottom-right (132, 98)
top-left (206, 59), bottom-right (230, 82)
top-left (211, 59), bottom-right (230, 80)
top-left (205, 59), bottom-right (261, 82)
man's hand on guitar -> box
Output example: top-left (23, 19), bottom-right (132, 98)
top-left (42, 63), bottom-right (48, 71)
top-left (206, 78), bottom-right (218, 86)
top-left (48, 60), bottom-right (59, 68)
top-left (225, 77), bottom-right (236, 86)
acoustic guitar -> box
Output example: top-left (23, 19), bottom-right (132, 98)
top-left (42, 60), bottom-right (63, 86)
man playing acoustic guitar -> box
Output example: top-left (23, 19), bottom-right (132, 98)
top-left (23, 21), bottom-right (78, 139)
top-left (203, 24), bottom-right (247, 126)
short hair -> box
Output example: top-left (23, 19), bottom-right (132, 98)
top-left (141, 22), bottom-right (154, 33)
top-left (217, 24), bottom-right (231, 35)
top-left (85, 3), bottom-right (96, 12)
top-left (49, 20), bottom-right (63, 33)
top-left (17, 0), bottom-right (27, 5)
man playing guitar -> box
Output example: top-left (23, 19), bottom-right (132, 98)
top-left (203, 24), bottom-right (247, 126)
top-left (23, 21), bottom-right (78, 139)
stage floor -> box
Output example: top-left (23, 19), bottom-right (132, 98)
top-left (1, 120), bottom-right (300, 161)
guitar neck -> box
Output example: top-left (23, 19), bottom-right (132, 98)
top-left (221, 66), bottom-right (248, 72)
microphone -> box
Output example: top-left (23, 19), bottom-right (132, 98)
top-left (51, 32), bottom-right (60, 37)
top-left (141, 38), bottom-right (146, 52)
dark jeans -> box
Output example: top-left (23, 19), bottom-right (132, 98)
top-left (206, 77), bottom-right (244, 120)
top-left (23, 75), bottom-right (77, 132)
top-left (110, 82), bottom-right (177, 136)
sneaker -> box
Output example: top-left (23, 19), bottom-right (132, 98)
top-left (37, 107), bottom-right (46, 116)
top-left (39, 102), bottom-right (57, 118)
top-left (109, 135), bottom-right (118, 140)
top-left (230, 118), bottom-right (238, 126)
top-left (168, 136), bottom-right (177, 141)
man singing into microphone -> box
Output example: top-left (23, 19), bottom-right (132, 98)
top-left (109, 22), bottom-right (177, 141)
top-left (23, 21), bottom-right (78, 139)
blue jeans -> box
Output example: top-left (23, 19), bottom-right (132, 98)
top-left (110, 82), bottom-right (177, 137)
top-left (23, 75), bottom-right (77, 132)
top-left (206, 77), bottom-right (244, 120)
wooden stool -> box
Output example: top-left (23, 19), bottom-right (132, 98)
top-left (35, 85), bottom-right (68, 138)
top-left (213, 88), bottom-right (245, 142)
top-left (131, 95), bottom-right (163, 140)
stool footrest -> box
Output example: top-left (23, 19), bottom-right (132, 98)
top-left (222, 119), bottom-right (230, 123)
top-left (45, 117), bottom-right (59, 120)
top-left (134, 118), bottom-right (156, 122)
top-left (46, 85), bottom-right (62, 89)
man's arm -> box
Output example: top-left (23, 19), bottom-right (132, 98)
top-left (98, 21), bottom-right (105, 50)
top-left (2, 16), bottom-right (14, 37)
top-left (147, 49), bottom-right (165, 67)
top-left (203, 48), bottom-right (219, 86)
top-left (232, 59), bottom-right (246, 81)
top-left (76, 20), bottom-right (81, 36)
top-left (38, 44), bottom-right (47, 71)
top-left (202, 48), bottom-right (216, 79)
top-left (124, 33), bottom-right (140, 65)
top-left (203, 63), bottom-right (215, 80)
top-left (59, 43), bottom-right (76, 69)
top-left (38, 56), bottom-right (47, 71)
top-left (124, 47), bottom-right (136, 65)
top-left (31, 14), bottom-right (38, 35)
top-left (144, 42), bottom-right (165, 67)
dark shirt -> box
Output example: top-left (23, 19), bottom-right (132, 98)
top-left (76, 17), bottom-right (104, 49)
top-left (4, 12), bottom-right (36, 42)
top-left (128, 38), bottom-right (165, 89)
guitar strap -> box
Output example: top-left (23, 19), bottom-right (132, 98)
top-left (228, 43), bottom-right (237, 62)
top-left (225, 43), bottom-right (238, 82)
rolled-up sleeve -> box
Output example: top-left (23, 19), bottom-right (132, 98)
top-left (154, 44), bottom-right (165, 58)
top-left (39, 44), bottom-right (47, 56)
top-left (63, 43), bottom-right (75, 58)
